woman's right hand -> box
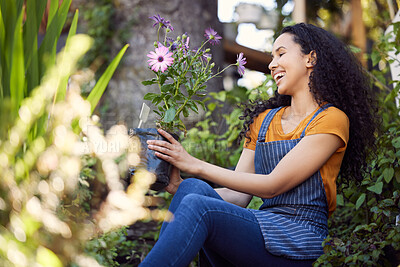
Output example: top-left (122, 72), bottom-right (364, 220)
top-left (147, 129), bottom-right (201, 175)
top-left (165, 166), bottom-right (183, 195)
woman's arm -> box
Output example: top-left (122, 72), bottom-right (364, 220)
top-left (148, 129), bottom-right (343, 199)
top-left (215, 148), bottom-right (255, 207)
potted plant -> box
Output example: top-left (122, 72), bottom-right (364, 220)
top-left (130, 14), bottom-right (247, 190)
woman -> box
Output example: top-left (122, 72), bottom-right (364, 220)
top-left (140, 23), bottom-right (377, 266)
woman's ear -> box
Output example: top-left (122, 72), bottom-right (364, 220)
top-left (306, 50), bottom-right (317, 68)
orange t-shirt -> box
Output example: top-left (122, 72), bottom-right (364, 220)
top-left (244, 106), bottom-right (349, 216)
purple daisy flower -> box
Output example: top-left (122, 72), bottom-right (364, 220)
top-left (149, 14), bottom-right (174, 31)
top-left (204, 27), bottom-right (222, 45)
top-left (147, 44), bottom-right (174, 72)
top-left (236, 52), bottom-right (246, 76)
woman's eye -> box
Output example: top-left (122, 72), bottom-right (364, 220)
top-left (279, 53), bottom-right (285, 57)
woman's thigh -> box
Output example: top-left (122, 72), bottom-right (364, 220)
top-left (199, 199), bottom-right (314, 267)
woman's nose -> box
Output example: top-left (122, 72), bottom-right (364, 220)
top-left (268, 57), bottom-right (277, 71)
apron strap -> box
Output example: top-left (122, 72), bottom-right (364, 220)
top-left (257, 106), bottom-right (284, 141)
top-left (300, 103), bottom-right (333, 138)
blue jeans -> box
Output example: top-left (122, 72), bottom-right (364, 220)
top-left (140, 178), bottom-right (315, 267)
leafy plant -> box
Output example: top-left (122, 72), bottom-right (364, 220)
top-left (84, 227), bottom-right (136, 267)
top-left (142, 14), bottom-right (247, 133)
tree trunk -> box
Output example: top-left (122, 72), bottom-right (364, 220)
top-left (351, 0), bottom-right (366, 66)
top-left (102, 0), bottom-right (224, 131)
top-left (292, 0), bottom-right (306, 23)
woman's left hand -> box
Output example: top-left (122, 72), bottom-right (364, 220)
top-left (147, 129), bottom-right (200, 174)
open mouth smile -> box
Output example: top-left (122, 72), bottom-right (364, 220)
top-left (274, 72), bottom-right (286, 84)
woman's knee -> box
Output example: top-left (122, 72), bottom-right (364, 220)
top-left (177, 178), bottom-right (213, 195)
top-left (180, 194), bottom-right (220, 215)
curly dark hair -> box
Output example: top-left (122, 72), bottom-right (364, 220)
top-left (239, 23), bottom-right (378, 182)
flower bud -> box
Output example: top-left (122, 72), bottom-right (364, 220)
top-left (205, 48), bottom-right (210, 53)
top-left (154, 41), bottom-right (158, 47)
top-left (210, 63), bottom-right (215, 68)
top-left (182, 34), bottom-right (187, 39)
top-left (176, 36), bottom-right (181, 41)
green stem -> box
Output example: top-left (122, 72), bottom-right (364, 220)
top-left (164, 30), bottom-right (168, 45)
top-left (209, 63), bottom-right (236, 80)
top-left (156, 74), bottom-right (169, 110)
top-left (173, 97), bottom-right (189, 120)
top-left (364, 67), bottom-right (392, 93)
top-left (157, 24), bottom-right (161, 43)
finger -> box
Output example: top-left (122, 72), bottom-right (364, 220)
top-left (147, 144), bottom-right (172, 155)
top-left (147, 139), bottom-right (173, 149)
top-left (158, 129), bottom-right (179, 145)
top-left (154, 151), bottom-right (173, 162)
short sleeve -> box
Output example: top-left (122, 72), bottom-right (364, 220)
top-left (305, 107), bottom-right (350, 152)
top-left (243, 110), bottom-right (270, 151)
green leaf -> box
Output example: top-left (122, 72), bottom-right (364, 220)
top-left (210, 91), bottom-right (226, 102)
top-left (372, 249), bottom-right (380, 260)
top-left (367, 182), bottom-right (383, 194)
top-left (87, 44), bottom-right (129, 114)
top-left (382, 198), bottom-right (395, 206)
top-left (172, 94), bottom-right (184, 102)
top-left (36, 246), bottom-right (62, 267)
top-left (153, 96), bottom-right (163, 105)
top-left (349, 45), bottom-right (362, 54)
top-left (207, 102), bottom-right (217, 112)
top-left (336, 194), bottom-right (344, 206)
top-left (153, 110), bottom-right (162, 117)
top-left (395, 171), bottom-right (400, 183)
top-left (378, 158), bottom-right (394, 166)
top-left (371, 50), bottom-right (381, 67)
top-left (9, 7), bottom-right (25, 113)
top-left (38, 0), bottom-right (72, 78)
top-left (164, 107), bottom-right (176, 123)
top-left (47, 0), bottom-right (59, 31)
top-left (196, 100), bottom-right (206, 111)
top-left (353, 223), bottom-right (376, 233)
top-left (159, 73), bottom-right (167, 85)
top-left (383, 167), bottom-right (394, 183)
top-left (55, 9), bottom-right (79, 102)
top-left (355, 193), bottom-right (366, 210)
top-left (24, 0), bottom-right (47, 94)
top-left (161, 83), bottom-right (174, 93)
top-left (142, 79), bottom-right (157, 86)
top-left (182, 107), bottom-right (189, 117)
top-left (143, 92), bottom-right (158, 101)
top-left (392, 137), bottom-right (400, 148)
top-left (187, 101), bottom-right (199, 113)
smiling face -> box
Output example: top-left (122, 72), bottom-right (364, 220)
top-left (268, 33), bottom-right (314, 96)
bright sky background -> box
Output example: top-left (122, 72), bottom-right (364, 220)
top-left (218, 0), bottom-right (290, 88)
top-left (218, 0), bottom-right (276, 22)
top-left (218, 0), bottom-right (294, 52)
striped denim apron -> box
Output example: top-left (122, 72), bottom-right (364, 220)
top-left (250, 104), bottom-right (332, 260)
